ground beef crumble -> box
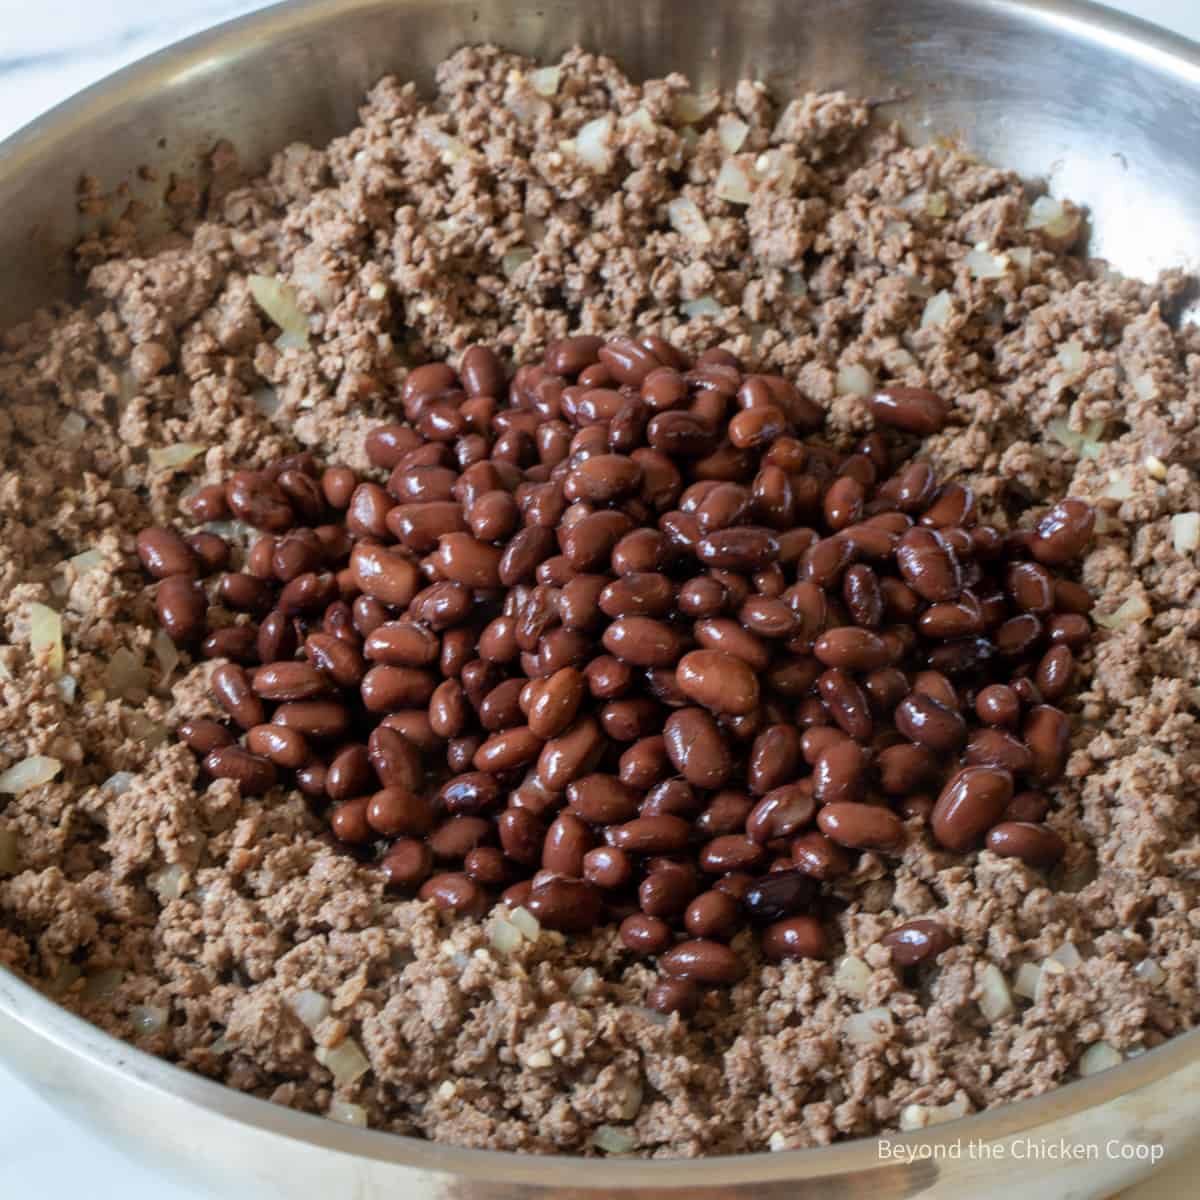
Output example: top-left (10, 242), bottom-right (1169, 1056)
top-left (1, 45), bottom-right (1198, 1157)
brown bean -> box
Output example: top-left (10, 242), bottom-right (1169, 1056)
top-left (647, 978), bottom-right (701, 1016)
top-left (474, 726), bottom-right (544, 773)
top-left (894, 692), bottom-right (966, 752)
top-left (537, 716), bottom-right (605, 791)
top-left (620, 913), bottom-right (672, 955)
top-left (684, 890), bottom-right (741, 939)
top-left (225, 471), bottom-right (293, 532)
top-left (582, 846), bottom-right (633, 889)
top-left (817, 802), bottom-right (904, 851)
top-left (367, 725), bottom-right (422, 791)
top-left (539, 811), bottom-right (592, 876)
top-left (203, 745), bottom-right (276, 795)
top-left (1036, 645), bottom-right (1074, 702)
top-left (418, 873), bottom-right (487, 917)
top-left (896, 527), bottom-right (961, 602)
top-left (812, 627), bottom-right (890, 672)
top-left (364, 788), bottom-right (433, 837)
top-left (178, 718), bottom-right (235, 756)
top-left (817, 669), bottom-right (873, 740)
top-left (877, 742), bottom-right (938, 795)
top-left (761, 916), bottom-right (828, 962)
top-left (210, 663), bottom-right (264, 730)
top-left (329, 797), bottom-right (372, 844)
top-left (1023, 704), bottom-right (1070, 783)
top-left (790, 830), bottom-right (851, 879)
top-left (931, 765), bottom-right (1014, 850)
top-left (137, 526), bottom-right (196, 579)
top-left (361, 664), bottom-right (436, 712)
top-left (429, 816), bottom-right (492, 861)
top-left (965, 728), bottom-right (1035, 774)
top-left (381, 839), bottom-right (434, 889)
top-left (156, 574), bottom-right (207, 643)
top-left (695, 527), bottom-right (779, 572)
top-left (601, 616), bottom-right (685, 668)
top-left (985, 821), bottom-right (1066, 866)
top-left (272, 699), bottom-right (351, 741)
top-left (525, 877), bottom-right (602, 932)
top-left (660, 939), bottom-right (745, 984)
top-left (245, 724), bottom-right (310, 770)
top-left (673, 649), bottom-right (759, 716)
top-left (880, 919), bottom-right (953, 967)
top-left (607, 815), bottom-right (692, 854)
top-left (252, 661), bottom-right (329, 702)
top-left (812, 740), bottom-right (869, 805)
top-left (693, 618), bottom-right (770, 671)
top-left (664, 707), bottom-right (733, 789)
top-left (202, 625), bottom-right (258, 664)
top-left (349, 543), bottom-right (419, 608)
top-left (975, 683), bottom-right (1021, 728)
top-left (870, 386), bottom-right (949, 435)
top-left (698, 834), bottom-right (765, 874)
top-left (1031, 498), bottom-right (1095, 565)
top-left (493, 807), bottom-right (545, 866)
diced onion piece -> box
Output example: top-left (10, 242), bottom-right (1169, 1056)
top-left (488, 908), bottom-right (523, 955)
top-left (106, 647), bottom-right (151, 699)
top-left (83, 967), bottom-right (125, 1002)
top-left (253, 387), bottom-right (281, 417)
top-left (127, 712), bottom-right (168, 747)
top-left (153, 630), bottom-right (180, 681)
top-left (670, 92), bottom-right (720, 126)
top-left (530, 66), bottom-right (561, 97)
top-left (316, 1037), bottom-right (370, 1087)
top-left (621, 108), bottom-right (655, 135)
top-left (289, 989), bottom-right (332, 1030)
top-left (329, 1099), bottom-right (368, 1127)
top-left (785, 272), bottom-right (808, 296)
top-left (717, 114), bottom-right (749, 154)
top-left (966, 246), bottom-right (1008, 279)
top-left (0, 828), bottom-right (17, 875)
top-left (248, 274), bottom-right (310, 349)
top-left (714, 158), bottom-right (755, 205)
top-left (926, 191), bottom-right (948, 218)
top-left (899, 1095), bottom-right (968, 1131)
top-left (419, 123), bottom-right (477, 166)
top-left (570, 967), bottom-right (601, 997)
top-left (148, 864), bottom-right (186, 902)
top-left (753, 148), bottom-right (798, 190)
top-left (68, 549), bottom-right (105, 575)
top-left (843, 1006), bottom-right (894, 1047)
top-left (1131, 372), bottom-right (1159, 401)
top-left (1134, 958), bottom-right (1166, 985)
top-left (501, 247), bottom-right (534, 277)
top-left (593, 1125), bottom-right (637, 1154)
top-left (148, 443), bottom-right (206, 471)
top-left (978, 963), bottom-right (1014, 1022)
top-left (292, 263), bottom-right (337, 311)
top-left (103, 771), bottom-right (135, 795)
top-left (921, 290), bottom-right (954, 329)
top-left (1013, 962), bottom-right (1043, 1000)
top-left (1079, 1041), bottom-right (1123, 1076)
top-left (667, 196), bottom-right (712, 245)
top-left (575, 114), bottom-right (616, 172)
top-left (1170, 512), bottom-right (1200, 554)
top-left (61, 412), bottom-right (88, 449)
top-left (1026, 195), bottom-right (1079, 241)
top-left (130, 1005), bottom-right (168, 1035)
top-left (1048, 941), bottom-right (1083, 970)
top-left (509, 906), bottom-right (541, 941)
top-left (507, 89), bottom-right (550, 124)
top-left (29, 602), bottom-right (64, 675)
top-left (834, 955), bottom-right (872, 998)
top-left (680, 295), bottom-right (723, 320)
top-left (1009, 246), bottom-right (1033, 274)
top-left (55, 674), bottom-right (76, 704)
top-left (1144, 455), bottom-right (1168, 481)
top-left (0, 755), bottom-right (62, 794)
top-left (837, 363), bottom-right (876, 398)
top-left (1094, 594), bottom-right (1152, 630)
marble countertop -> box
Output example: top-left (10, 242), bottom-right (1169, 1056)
top-left (3, 0), bottom-right (1200, 1196)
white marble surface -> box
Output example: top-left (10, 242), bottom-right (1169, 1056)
top-left (3, 0), bottom-right (1200, 1196)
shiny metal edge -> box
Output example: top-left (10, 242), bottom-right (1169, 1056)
top-left (1, 0), bottom-right (1199, 1187)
